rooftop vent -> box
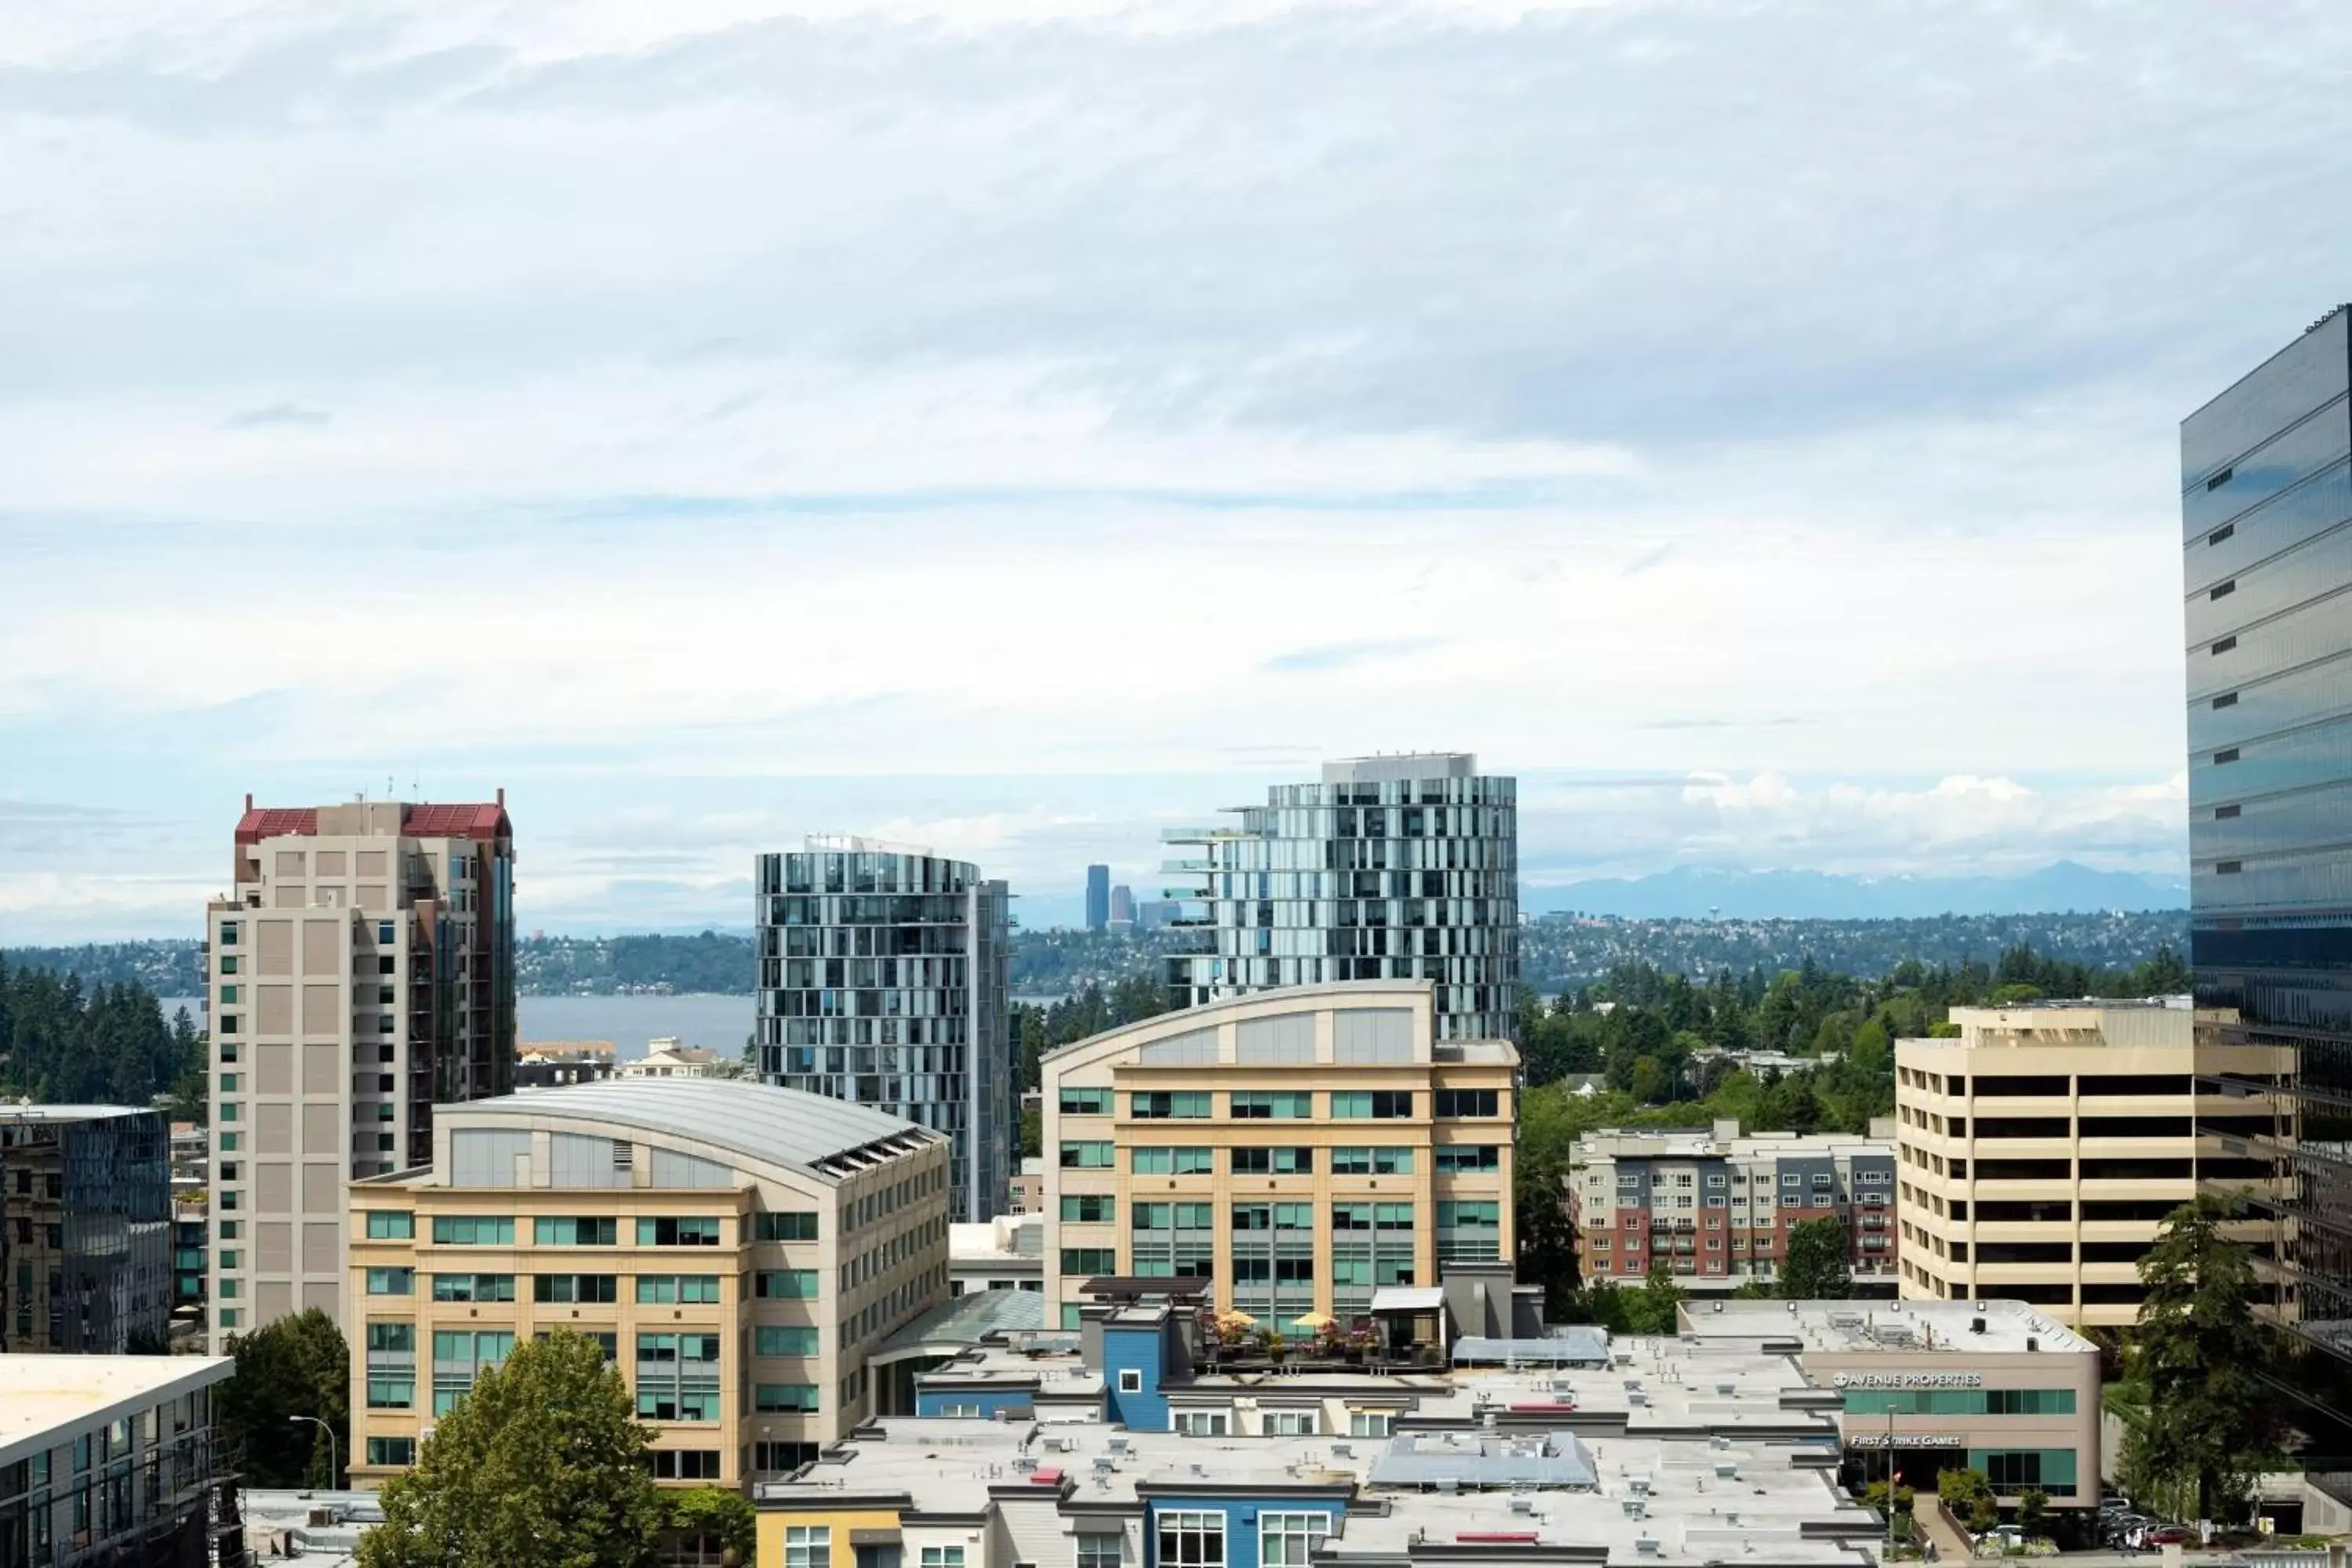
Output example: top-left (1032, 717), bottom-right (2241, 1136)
top-left (1969, 1317), bottom-right (1986, 1335)
top-left (1510, 1497), bottom-right (1536, 1515)
top-left (1638, 1535), bottom-right (1662, 1555)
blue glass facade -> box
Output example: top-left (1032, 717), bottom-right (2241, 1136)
top-left (755, 843), bottom-right (1012, 1221)
top-left (2184, 305), bottom-right (2352, 1370)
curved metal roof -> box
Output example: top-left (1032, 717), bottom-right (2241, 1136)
top-left (445, 1077), bottom-right (937, 1182)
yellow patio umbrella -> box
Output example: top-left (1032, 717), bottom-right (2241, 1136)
top-left (1291, 1312), bottom-right (1338, 1330)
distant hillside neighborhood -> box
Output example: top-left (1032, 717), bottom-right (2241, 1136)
top-left (6, 907), bottom-right (2187, 1002)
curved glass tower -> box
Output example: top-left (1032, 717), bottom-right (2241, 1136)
top-left (1162, 753), bottom-right (1519, 1040)
top-left (754, 838), bottom-right (1011, 1221)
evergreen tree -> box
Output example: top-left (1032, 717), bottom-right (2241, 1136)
top-left (1780, 1217), bottom-right (1853, 1300)
top-left (218, 1308), bottom-right (350, 1487)
top-left (2120, 1196), bottom-right (2278, 1524)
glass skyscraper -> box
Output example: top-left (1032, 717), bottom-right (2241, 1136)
top-left (2184, 304), bottom-right (2352, 1385)
top-left (754, 838), bottom-right (1011, 1221)
top-left (1163, 753), bottom-right (1519, 1040)
top-left (1085, 864), bottom-right (1111, 932)
top-left (0, 1105), bottom-right (171, 1353)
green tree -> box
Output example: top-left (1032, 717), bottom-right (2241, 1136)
top-left (2119, 1196), bottom-right (2278, 1525)
top-left (1780, 1217), bottom-right (1853, 1300)
top-left (1624, 1266), bottom-right (1686, 1334)
top-left (2018, 1489), bottom-right (2048, 1537)
top-left (1937, 1466), bottom-right (1999, 1534)
top-left (666, 1486), bottom-right (757, 1566)
top-left (1514, 1145), bottom-right (1581, 1316)
top-left (217, 1308), bottom-right (349, 1487)
top-left (1019, 1105), bottom-right (1041, 1159)
top-left (358, 1330), bottom-right (666, 1568)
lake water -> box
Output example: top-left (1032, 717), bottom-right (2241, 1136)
top-left (161, 992), bottom-right (757, 1065)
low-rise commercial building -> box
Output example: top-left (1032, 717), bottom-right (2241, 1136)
top-left (347, 1078), bottom-right (951, 1491)
top-left (1682, 1298), bottom-right (2100, 1510)
top-left (1570, 1120), bottom-right (1897, 1293)
top-left (0, 1105), bottom-right (172, 1353)
top-left (755, 1318), bottom-right (1878, 1568)
top-left (0, 1352), bottom-right (240, 1566)
top-left (1895, 1000), bottom-right (2288, 1327)
top-left (1041, 981), bottom-right (1517, 1334)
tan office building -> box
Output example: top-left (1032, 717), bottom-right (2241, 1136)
top-left (1040, 980), bottom-right (1518, 1330)
top-left (205, 797), bottom-right (516, 1348)
top-left (1896, 1000), bottom-right (2289, 1327)
top-left (347, 1078), bottom-right (949, 1490)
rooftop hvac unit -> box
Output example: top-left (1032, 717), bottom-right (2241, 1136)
top-left (1637, 1537), bottom-right (1661, 1556)
top-left (1622, 1499), bottom-right (1648, 1519)
top-left (1509, 1497), bottom-right (1535, 1515)
top-left (1715, 1382), bottom-right (1735, 1396)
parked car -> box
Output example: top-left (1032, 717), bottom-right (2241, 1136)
top-left (2144, 1526), bottom-right (2193, 1546)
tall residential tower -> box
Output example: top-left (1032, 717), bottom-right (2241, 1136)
top-left (1163, 754), bottom-right (1519, 1040)
top-left (754, 838), bottom-right (1011, 1221)
top-left (205, 797), bottom-right (516, 1347)
top-left (2183, 306), bottom-right (2352, 1388)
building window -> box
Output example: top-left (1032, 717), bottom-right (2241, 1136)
top-left (757, 1212), bottom-right (821, 1242)
top-left (1330, 1147), bottom-right (1414, 1175)
top-left (1131, 1091), bottom-right (1212, 1119)
top-left (1062, 1249), bottom-right (1118, 1276)
top-left (1171, 1411), bottom-right (1229, 1437)
top-left (785, 1526), bottom-right (833, 1568)
top-left (366, 1211), bottom-right (414, 1240)
top-left (1131, 1147), bottom-right (1214, 1175)
top-left (646, 1450), bottom-right (722, 1480)
top-left (1265, 1410), bottom-right (1316, 1436)
top-left (533, 1273), bottom-right (619, 1304)
top-left (757, 1326), bottom-right (822, 1357)
top-left (1062, 1195), bottom-right (1116, 1223)
top-left (1434, 1145), bottom-right (1499, 1173)
top-left (637, 1276), bottom-right (721, 1305)
top-left (1156, 1508), bottom-right (1225, 1566)
top-left (1259, 1512), bottom-right (1330, 1567)
top-left (1119, 1369), bottom-right (1142, 1392)
top-left (1349, 1411), bottom-right (1393, 1437)
top-left (920, 1551), bottom-right (964, 1568)
top-left (754, 1383), bottom-right (822, 1413)
top-left (1330, 1091), bottom-right (1414, 1120)
top-left (1434, 1088), bottom-right (1501, 1118)
top-left (1973, 1449), bottom-right (2078, 1491)
top-left (430, 1329), bottom-right (517, 1415)
top-left (1436, 1200), bottom-right (1501, 1262)
top-left (635, 1333), bottom-right (724, 1421)
top-left (757, 1270), bottom-right (819, 1299)
top-left (430, 1274), bottom-right (515, 1303)
top-left (431, 1216), bottom-right (515, 1246)
top-left (1230, 1147), bottom-right (1312, 1175)
top-left (534, 1216), bottom-right (616, 1245)
top-left (365, 1437), bottom-right (416, 1467)
top-left (366, 1268), bottom-right (415, 1296)
top-left (638, 1216), bottom-right (724, 1247)
top-left (1076, 1534), bottom-right (1123, 1568)
top-left (1230, 1091), bottom-right (1313, 1119)
top-left (1059, 1087), bottom-right (1112, 1116)
top-left (1061, 1142), bottom-right (1114, 1170)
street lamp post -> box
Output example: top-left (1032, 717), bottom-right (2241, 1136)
top-left (289, 1416), bottom-right (339, 1491)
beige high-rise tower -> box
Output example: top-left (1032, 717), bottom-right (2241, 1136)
top-left (205, 795), bottom-right (516, 1348)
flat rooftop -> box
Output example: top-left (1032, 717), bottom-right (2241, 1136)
top-left (760, 1416), bottom-right (1875, 1566)
top-left (0, 1356), bottom-right (234, 1468)
top-left (1680, 1299), bottom-right (2094, 1356)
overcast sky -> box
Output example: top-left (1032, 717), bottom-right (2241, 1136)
top-left (2, 0), bottom-right (2347, 939)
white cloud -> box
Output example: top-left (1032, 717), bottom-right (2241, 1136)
top-left (2, 0), bottom-right (2327, 934)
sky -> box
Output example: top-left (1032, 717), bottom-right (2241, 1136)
top-left (2, 0), bottom-right (2347, 940)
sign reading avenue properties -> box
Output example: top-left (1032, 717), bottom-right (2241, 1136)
top-left (1846, 1432), bottom-right (1965, 1449)
top-left (1831, 1372), bottom-right (1984, 1389)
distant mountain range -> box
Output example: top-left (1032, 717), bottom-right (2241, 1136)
top-left (1523, 861), bottom-right (2188, 920)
